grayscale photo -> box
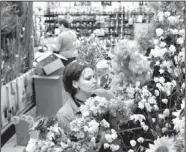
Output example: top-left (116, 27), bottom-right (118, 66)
top-left (1, 1), bottom-right (185, 152)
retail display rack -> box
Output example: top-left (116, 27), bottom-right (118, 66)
top-left (43, 6), bottom-right (134, 39)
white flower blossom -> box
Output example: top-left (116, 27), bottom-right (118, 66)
top-left (154, 105), bottom-right (159, 111)
top-left (171, 80), bottom-right (177, 87)
top-left (159, 114), bottom-right (165, 119)
top-left (171, 29), bottom-right (179, 35)
top-left (138, 102), bottom-right (145, 109)
top-left (168, 16), bottom-right (180, 25)
top-left (111, 133), bottom-right (118, 140)
top-left (156, 28), bottom-right (164, 37)
top-left (160, 42), bottom-right (166, 48)
top-left (153, 39), bottom-right (159, 45)
top-left (152, 118), bottom-right (156, 123)
top-left (178, 29), bottom-right (185, 36)
top-left (88, 120), bottom-right (99, 134)
top-left (155, 61), bottom-right (160, 66)
top-left (164, 11), bottom-right (171, 17)
top-left (155, 90), bottom-right (159, 96)
top-left (100, 119), bottom-right (110, 128)
top-left (159, 77), bottom-right (165, 84)
top-left (154, 77), bottom-right (159, 83)
top-left (157, 12), bottom-right (164, 21)
top-left (128, 150), bottom-right (134, 152)
top-left (162, 99), bottom-right (168, 104)
top-left (110, 144), bottom-right (120, 151)
top-left (156, 83), bottom-right (163, 90)
top-left (130, 114), bottom-right (146, 122)
top-left (145, 103), bottom-right (152, 112)
top-left (105, 134), bottom-right (113, 143)
top-left (135, 81), bottom-right (141, 88)
top-left (137, 137), bottom-right (144, 143)
top-left (130, 140), bottom-right (137, 147)
top-left (177, 37), bottom-right (184, 45)
top-left (169, 45), bottom-right (176, 54)
top-left (142, 125), bottom-right (149, 131)
top-left (150, 47), bottom-right (167, 58)
top-left (159, 69), bottom-right (164, 74)
top-left (163, 109), bottom-right (170, 117)
top-left (104, 143), bottom-right (110, 149)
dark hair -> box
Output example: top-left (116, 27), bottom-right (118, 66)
top-left (58, 19), bottom-right (69, 28)
top-left (63, 61), bottom-right (91, 98)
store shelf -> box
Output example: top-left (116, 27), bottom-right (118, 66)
top-left (43, 6), bottom-right (134, 39)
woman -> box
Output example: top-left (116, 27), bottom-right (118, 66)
top-left (56, 61), bottom-right (115, 133)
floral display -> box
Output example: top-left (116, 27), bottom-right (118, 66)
top-left (24, 4), bottom-right (184, 152)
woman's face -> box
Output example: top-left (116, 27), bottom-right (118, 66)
top-left (75, 67), bottom-right (96, 96)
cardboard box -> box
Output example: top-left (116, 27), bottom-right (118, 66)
top-left (33, 75), bottom-right (69, 118)
top-left (35, 52), bottom-right (67, 76)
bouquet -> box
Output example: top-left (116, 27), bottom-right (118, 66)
top-left (25, 96), bottom-right (131, 152)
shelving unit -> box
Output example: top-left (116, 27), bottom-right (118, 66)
top-left (43, 6), bottom-right (134, 39)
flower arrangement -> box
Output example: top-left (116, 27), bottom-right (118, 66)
top-left (110, 39), bottom-right (152, 94)
top-left (25, 5), bottom-right (185, 152)
top-left (25, 96), bottom-right (131, 152)
top-left (108, 9), bottom-right (185, 152)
